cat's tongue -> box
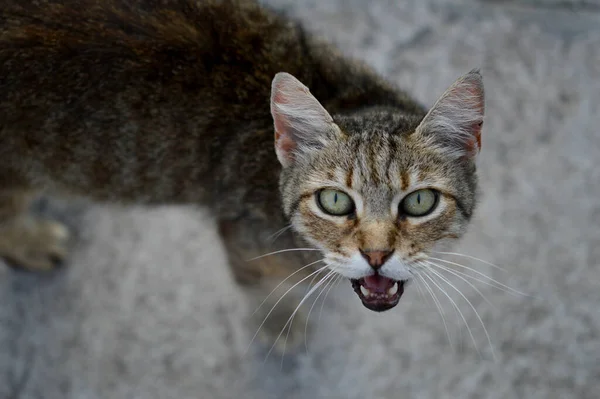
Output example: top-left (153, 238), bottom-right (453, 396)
top-left (352, 274), bottom-right (405, 312)
top-left (362, 275), bottom-right (395, 293)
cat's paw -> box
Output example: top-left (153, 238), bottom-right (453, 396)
top-left (0, 217), bottom-right (71, 271)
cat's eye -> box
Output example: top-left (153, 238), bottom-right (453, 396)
top-left (317, 189), bottom-right (355, 216)
top-left (401, 189), bottom-right (438, 217)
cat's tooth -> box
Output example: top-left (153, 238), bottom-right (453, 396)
top-left (387, 282), bottom-right (399, 296)
top-left (360, 286), bottom-right (370, 297)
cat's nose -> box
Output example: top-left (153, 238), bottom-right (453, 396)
top-left (359, 249), bottom-right (395, 270)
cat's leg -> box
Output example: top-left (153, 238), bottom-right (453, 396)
top-left (218, 218), bottom-right (320, 355)
top-left (0, 188), bottom-right (71, 271)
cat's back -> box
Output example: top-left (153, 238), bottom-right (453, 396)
top-left (0, 0), bottom-right (300, 118)
top-left (0, 0), bottom-right (309, 199)
top-left (0, 0), bottom-right (417, 202)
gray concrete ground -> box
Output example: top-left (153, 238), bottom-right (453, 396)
top-left (1, 0), bottom-right (600, 398)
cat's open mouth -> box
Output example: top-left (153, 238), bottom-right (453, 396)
top-left (351, 275), bottom-right (405, 312)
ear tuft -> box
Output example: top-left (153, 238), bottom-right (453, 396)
top-left (415, 69), bottom-right (485, 158)
top-left (271, 72), bottom-right (339, 167)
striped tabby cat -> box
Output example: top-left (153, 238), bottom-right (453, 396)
top-left (0, 0), bottom-right (483, 348)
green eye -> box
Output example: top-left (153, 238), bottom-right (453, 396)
top-left (401, 189), bottom-right (438, 217)
top-left (317, 189), bottom-right (355, 216)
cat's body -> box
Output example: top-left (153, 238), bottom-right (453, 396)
top-left (0, 0), bottom-right (483, 350)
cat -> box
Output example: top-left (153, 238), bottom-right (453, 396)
top-left (0, 0), bottom-right (483, 349)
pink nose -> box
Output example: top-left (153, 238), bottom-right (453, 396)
top-left (360, 249), bottom-right (394, 270)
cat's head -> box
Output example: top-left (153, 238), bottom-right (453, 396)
top-left (270, 71), bottom-right (483, 312)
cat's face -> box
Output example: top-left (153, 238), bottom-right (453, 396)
top-left (271, 71), bottom-right (483, 311)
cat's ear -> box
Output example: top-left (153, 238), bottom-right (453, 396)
top-left (414, 69), bottom-right (484, 159)
top-left (271, 72), bottom-right (340, 167)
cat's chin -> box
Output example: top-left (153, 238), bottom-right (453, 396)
top-left (351, 275), bottom-right (405, 312)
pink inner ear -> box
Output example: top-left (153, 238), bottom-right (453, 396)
top-left (462, 84), bottom-right (484, 113)
top-left (467, 84), bottom-right (484, 153)
top-left (465, 121), bottom-right (483, 154)
top-left (273, 89), bottom-right (287, 105)
top-left (272, 90), bottom-right (295, 160)
top-left (451, 80), bottom-right (484, 154)
top-left (272, 90), bottom-right (289, 136)
top-left (274, 129), bottom-right (296, 155)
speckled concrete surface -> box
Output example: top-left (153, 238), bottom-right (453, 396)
top-left (1, 1), bottom-right (599, 398)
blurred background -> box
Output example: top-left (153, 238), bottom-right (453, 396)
top-left (1, 0), bottom-right (599, 398)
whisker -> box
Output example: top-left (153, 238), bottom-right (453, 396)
top-left (267, 225), bottom-right (293, 242)
top-left (246, 247), bottom-right (321, 262)
top-left (425, 266), bottom-right (496, 361)
top-left (298, 266), bottom-right (331, 316)
top-left (325, 254), bottom-right (349, 264)
top-left (252, 259), bottom-right (325, 317)
top-left (245, 264), bottom-right (330, 355)
top-left (419, 267), bottom-right (481, 357)
top-left (431, 251), bottom-right (506, 272)
top-left (428, 257), bottom-right (531, 298)
top-left (427, 261), bottom-right (523, 297)
top-left (416, 267), bottom-right (465, 348)
top-left (426, 261), bottom-right (499, 359)
top-left (264, 270), bottom-right (335, 365)
top-left (317, 274), bottom-right (343, 327)
top-left (279, 274), bottom-right (325, 369)
top-left (303, 272), bottom-right (338, 353)
top-left (412, 275), bottom-right (427, 303)
top-left (414, 270), bottom-right (454, 351)
top-left (305, 264), bottom-right (329, 293)
top-left (423, 260), bottom-right (496, 309)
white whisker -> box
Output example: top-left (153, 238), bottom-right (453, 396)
top-left (419, 267), bottom-right (481, 357)
top-left (423, 260), bottom-right (496, 309)
top-left (264, 270), bottom-right (336, 365)
top-left (428, 261), bottom-right (522, 297)
top-left (431, 251), bottom-right (506, 272)
top-left (415, 271), bottom-right (454, 350)
top-left (305, 263), bottom-right (329, 293)
top-left (267, 225), bottom-right (293, 242)
top-left (428, 256), bottom-right (531, 297)
top-left (252, 259), bottom-right (325, 317)
top-left (412, 275), bottom-right (427, 303)
top-left (303, 272), bottom-right (338, 353)
top-left (317, 274), bottom-right (343, 326)
top-left (425, 266), bottom-right (496, 361)
top-left (280, 272), bottom-right (331, 368)
top-left (247, 247), bottom-right (321, 262)
top-left (245, 264), bottom-right (329, 355)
